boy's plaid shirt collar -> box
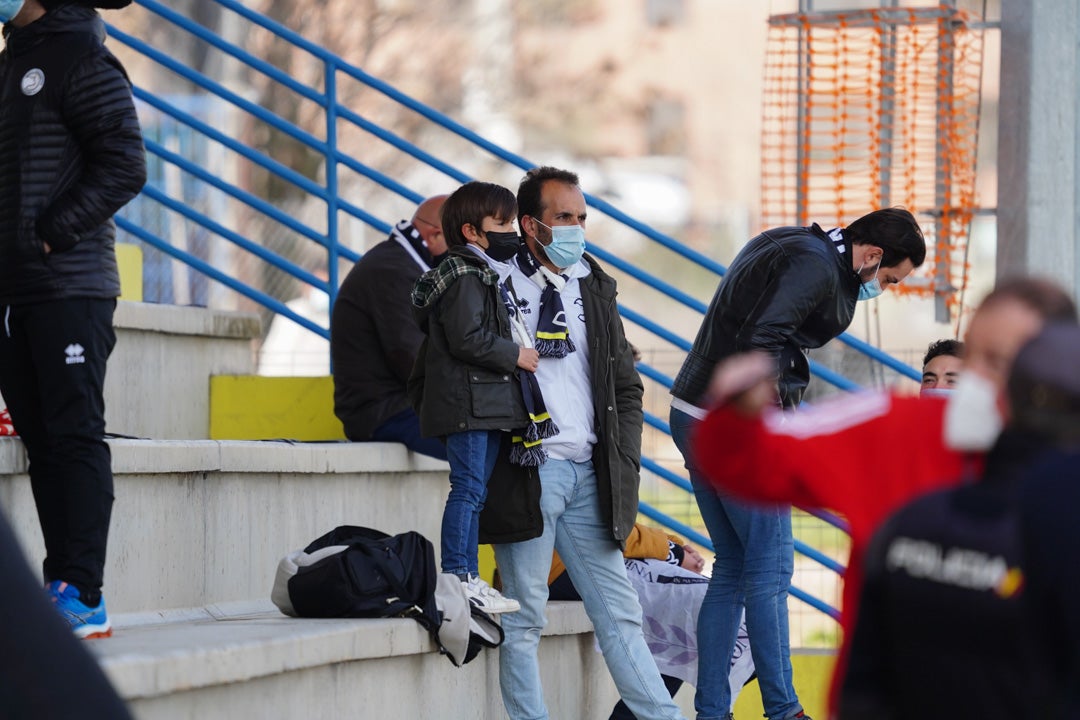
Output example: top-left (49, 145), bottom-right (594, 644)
top-left (411, 252), bottom-right (498, 309)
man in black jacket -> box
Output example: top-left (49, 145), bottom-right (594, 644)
top-left (839, 323), bottom-right (1080, 719)
top-left (669, 210), bottom-right (925, 720)
top-left (0, 0), bottom-right (146, 639)
top-left (331, 195), bottom-right (448, 460)
top-left (487, 167), bottom-right (686, 720)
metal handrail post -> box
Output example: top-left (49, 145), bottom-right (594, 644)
top-left (326, 59), bottom-right (340, 311)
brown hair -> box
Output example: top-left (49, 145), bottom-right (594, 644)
top-left (516, 166), bottom-right (580, 227)
top-left (980, 277), bottom-right (1078, 324)
top-left (441, 182), bottom-right (517, 249)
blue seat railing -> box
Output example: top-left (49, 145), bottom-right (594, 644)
top-left (107, 0), bottom-right (924, 621)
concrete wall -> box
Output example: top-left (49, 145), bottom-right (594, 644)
top-left (998, 0), bottom-right (1080, 298)
top-left (105, 303), bottom-right (262, 439)
top-left (0, 302), bottom-right (261, 440)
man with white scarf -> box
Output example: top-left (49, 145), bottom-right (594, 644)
top-left (483, 166), bottom-right (687, 720)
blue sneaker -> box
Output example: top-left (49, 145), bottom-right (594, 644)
top-left (47, 581), bottom-right (112, 639)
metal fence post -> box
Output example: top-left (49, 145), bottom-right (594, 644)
top-left (325, 58), bottom-right (340, 312)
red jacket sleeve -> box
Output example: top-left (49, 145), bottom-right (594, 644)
top-left (692, 392), bottom-right (969, 544)
top-left (693, 392), bottom-right (898, 506)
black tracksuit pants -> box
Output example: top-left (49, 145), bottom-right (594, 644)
top-left (0, 299), bottom-right (116, 603)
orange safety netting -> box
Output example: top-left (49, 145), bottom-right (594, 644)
top-left (761, 6), bottom-right (983, 308)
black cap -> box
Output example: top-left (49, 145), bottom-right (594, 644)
top-left (1008, 323), bottom-right (1080, 441)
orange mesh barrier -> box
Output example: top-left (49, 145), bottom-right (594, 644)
top-left (761, 6), bottom-right (983, 309)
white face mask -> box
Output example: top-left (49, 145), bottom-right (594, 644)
top-left (944, 373), bottom-right (1004, 451)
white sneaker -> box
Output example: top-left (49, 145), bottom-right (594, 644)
top-left (462, 574), bottom-right (520, 614)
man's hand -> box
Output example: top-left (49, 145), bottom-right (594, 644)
top-left (680, 545), bottom-right (706, 574)
top-left (43, 241), bottom-right (52, 254)
top-left (516, 347), bottom-right (540, 372)
top-left (705, 352), bottom-right (777, 417)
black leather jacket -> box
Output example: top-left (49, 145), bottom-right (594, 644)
top-left (0, 6), bottom-right (146, 305)
top-left (671, 224), bottom-right (861, 408)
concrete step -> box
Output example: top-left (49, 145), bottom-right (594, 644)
top-left (0, 437), bottom-right (450, 615)
top-left (96, 599), bottom-right (626, 720)
top-left (0, 302), bottom-right (261, 440)
top-left (106, 302), bottom-right (262, 440)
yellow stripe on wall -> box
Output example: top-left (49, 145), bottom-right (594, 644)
top-left (209, 375), bottom-right (345, 441)
top-left (732, 651), bottom-right (835, 719)
top-left (117, 242), bottom-right (143, 302)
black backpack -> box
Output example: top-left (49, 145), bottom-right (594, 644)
top-left (275, 525), bottom-right (441, 630)
top-left (271, 525), bottom-right (502, 666)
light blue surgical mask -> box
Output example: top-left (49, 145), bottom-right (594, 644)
top-left (533, 219), bottom-right (586, 269)
top-left (857, 261), bottom-right (884, 301)
top-left (0, 0), bottom-right (25, 20)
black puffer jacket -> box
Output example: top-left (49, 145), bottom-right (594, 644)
top-left (0, 5), bottom-right (146, 305)
top-left (671, 224), bottom-right (860, 408)
top-left (408, 246), bottom-right (528, 438)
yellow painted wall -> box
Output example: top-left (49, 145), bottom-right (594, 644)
top-left (117, 242), bottom-right (142, 302)
top-left (732, 651), bottom-right (835, 720)
top-left (209, 375), bottom-right (345, 441)
top-left (479, 544), bottom-right (497, 585)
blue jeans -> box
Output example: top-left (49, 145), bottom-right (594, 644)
top-left (370, 408), bottom-right (448, 461)
top-left (670, 408), bottom-right (802, 720)
top-left (440, 429), bottom-right (501, 576)
top-left (493, 459), bottom-right (685, 720)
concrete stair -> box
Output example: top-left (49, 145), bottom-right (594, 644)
top-left (0, 302), bottom-right (667, 719)
top-left (0, 438), bottom-right (451, 614)
top-left (97, 600), bottom-right (606, 719)
top-left (0, 435), bottom-right (644, 719)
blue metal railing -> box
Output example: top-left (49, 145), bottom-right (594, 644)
top-left (109, 0), bottom-right (925, 620)
top-left (638, 503), bottom-right (842, 620)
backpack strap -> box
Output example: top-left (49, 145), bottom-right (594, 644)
top-left (362, 542), bottom-right (429, 622)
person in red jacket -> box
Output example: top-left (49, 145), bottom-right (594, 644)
top-left (836, 324), bottom-right (1080, 719)
top-left (691, 276), bottom-right (1076, 717)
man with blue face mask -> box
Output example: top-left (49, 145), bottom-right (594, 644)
top-left (481, 166), bottom-right (687, 720)
top-left (690, 276), bottom-right (1077, 719)
top-left (669, 208), bottom-right (925, 720)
